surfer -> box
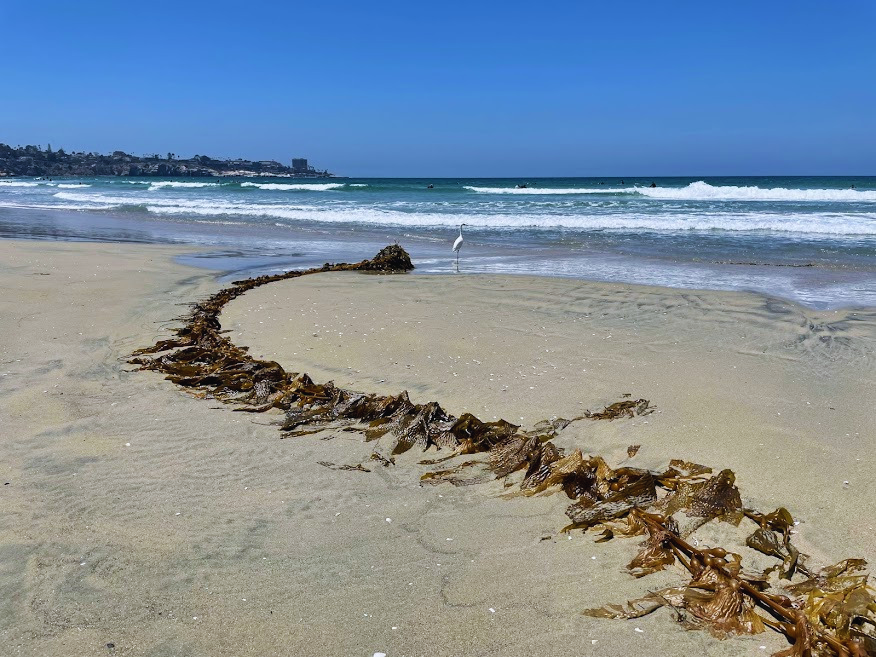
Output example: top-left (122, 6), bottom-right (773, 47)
top-left (650, 182), bottom-right (657, 188)
top-left (427, 184), bottom-right (434, 189)
top-left (516, 183), bottom-right (528, 189)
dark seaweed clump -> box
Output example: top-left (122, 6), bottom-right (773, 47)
top-left (130, 245), bottom-right (875, 657)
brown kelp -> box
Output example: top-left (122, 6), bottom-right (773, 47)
top-left (584, 398), bottom-right (655, 420)
top-left (130, 245), bottom-right (876, 657)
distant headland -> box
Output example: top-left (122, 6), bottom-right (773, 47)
top-left (0, 144), bottom-right (334, 178)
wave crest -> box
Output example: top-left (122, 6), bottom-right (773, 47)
top-left (464, 185), bottom-right (627, 195)
top-left (636, 181), bottom-right (876, 202)
top-left (148, 181), bottom-right (219, 190)
top-left (139, 202), bottom-right (876, 236)
top-left (43, 191), bottom-right (876, 235)
top-left (240, 182), bottom-right (345, 191)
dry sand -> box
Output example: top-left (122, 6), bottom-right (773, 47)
top-left (2, 240), bottom-right (875, 657)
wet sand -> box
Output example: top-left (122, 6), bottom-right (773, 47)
top-left (2, 239), bottom-right (875, 657)
top-left (223, 272), bottom-right (876, 557)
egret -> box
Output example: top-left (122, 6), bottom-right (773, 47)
top-left (453, 223), bottom-right (466, 272)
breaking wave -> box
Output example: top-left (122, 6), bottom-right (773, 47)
top-left (464, 182), bottom-right (876, 202)
top-left (0, 181), bottom-right (38, 187)
top-left (57, 183), bottom-right (92, 188)
top-left (240, 182), bottom-right (346, 191)
top-left (44, 190), bottom-right (872, 236)
top-left (40, 192), bottom-right (876, 235)
top-left (148, 181), bottom-right (219, 190)
top-left (465, 186), bottom-right (628, 195)
top-left (0, 200), bottom-right (122, 211)
top-left (145, 207), bottom-right (876, 235)
top-left (635, 181), bottom-right (876, 202)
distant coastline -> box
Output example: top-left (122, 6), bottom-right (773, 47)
top-left (0, 143), bottom-right (334, 179)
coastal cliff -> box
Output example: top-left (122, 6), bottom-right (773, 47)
top-left (0, 144), bottom-right (333, 178)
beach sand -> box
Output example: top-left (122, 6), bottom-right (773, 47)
top-left (2, 240), bottom-right (874, 657)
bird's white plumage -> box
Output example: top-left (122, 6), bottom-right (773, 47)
top-left (453, 224), bottom-right (465, 252)
top-left (452, 223), bottom-right (465, 272)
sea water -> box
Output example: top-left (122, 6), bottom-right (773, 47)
top-left (1, 176), bottom-right (874, 308)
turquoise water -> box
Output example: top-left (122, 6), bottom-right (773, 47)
top-left (1, 176), bottom-right (874, 307)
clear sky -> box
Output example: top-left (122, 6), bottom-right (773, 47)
top-left (1, 0), bottom-right (874, 177)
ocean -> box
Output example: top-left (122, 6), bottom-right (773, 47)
top-left (1, 175), bottom-right (874, 308)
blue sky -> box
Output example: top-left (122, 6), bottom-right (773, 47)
top-left (1, 0), bottom-right (874, 176)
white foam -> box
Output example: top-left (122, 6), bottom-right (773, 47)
top-left (139, 201), bottom-right (876, 236)
top-left (42, 190), bottom-right (876, 236)
top-left (465, 185), bottom-right (627, 195)
top-left (148, 181), bottom-right (219, 190)
top-left (0, 201), bottom-right (121, 211)
top-left (349, 183), bottom-right (368, 187)
top-left (56, 183), bottom-right (92, 188)
top-left (53, 190), bottom-right (314, 213)
top-left (240, 182), bottom-right (345, 191)
top-left (54, 191), bottom-right (134, 204)
top-left (0, 181), bottom-right (38, 187)
top-left (635, 181), bottom-right (876, 202)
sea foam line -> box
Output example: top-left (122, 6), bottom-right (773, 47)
top-left (143, 204), bottom-right (876, 236)
top-left (0, 201), bottom-right (122, 211)
top-left (240, 182), bottom-right (345, 191)
top-left (464, 186), bottom-right (631, 195)
top-left (44, 190), bottom-right (876, 236)
top-left (148, 181), bottom-right (220, 190)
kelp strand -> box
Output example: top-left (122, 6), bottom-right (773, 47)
top-left (130, 245), bottom-right (875, 657)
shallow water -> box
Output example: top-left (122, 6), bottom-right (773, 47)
top-left (1, 175), bottom-right (874, 308)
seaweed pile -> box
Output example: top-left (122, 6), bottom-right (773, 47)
top-left (130, 246), bottom-right (875, 656)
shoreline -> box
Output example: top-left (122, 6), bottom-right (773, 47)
top-left (10, 228), bottom-right (876, 315)
top-left (2, 198), bottom-right (875, 310)
top-left (2, 238), bottom-right (874, 656)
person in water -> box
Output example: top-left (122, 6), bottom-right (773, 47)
top-left (517, 183), bottom-right (527, 189)
top-left (650, 182), bottom-right (657, 188)
top-left (427, 184), bottom-right (434, 189)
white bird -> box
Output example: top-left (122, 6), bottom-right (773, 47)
top-left (453, 223), bottom-right (466, 271)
